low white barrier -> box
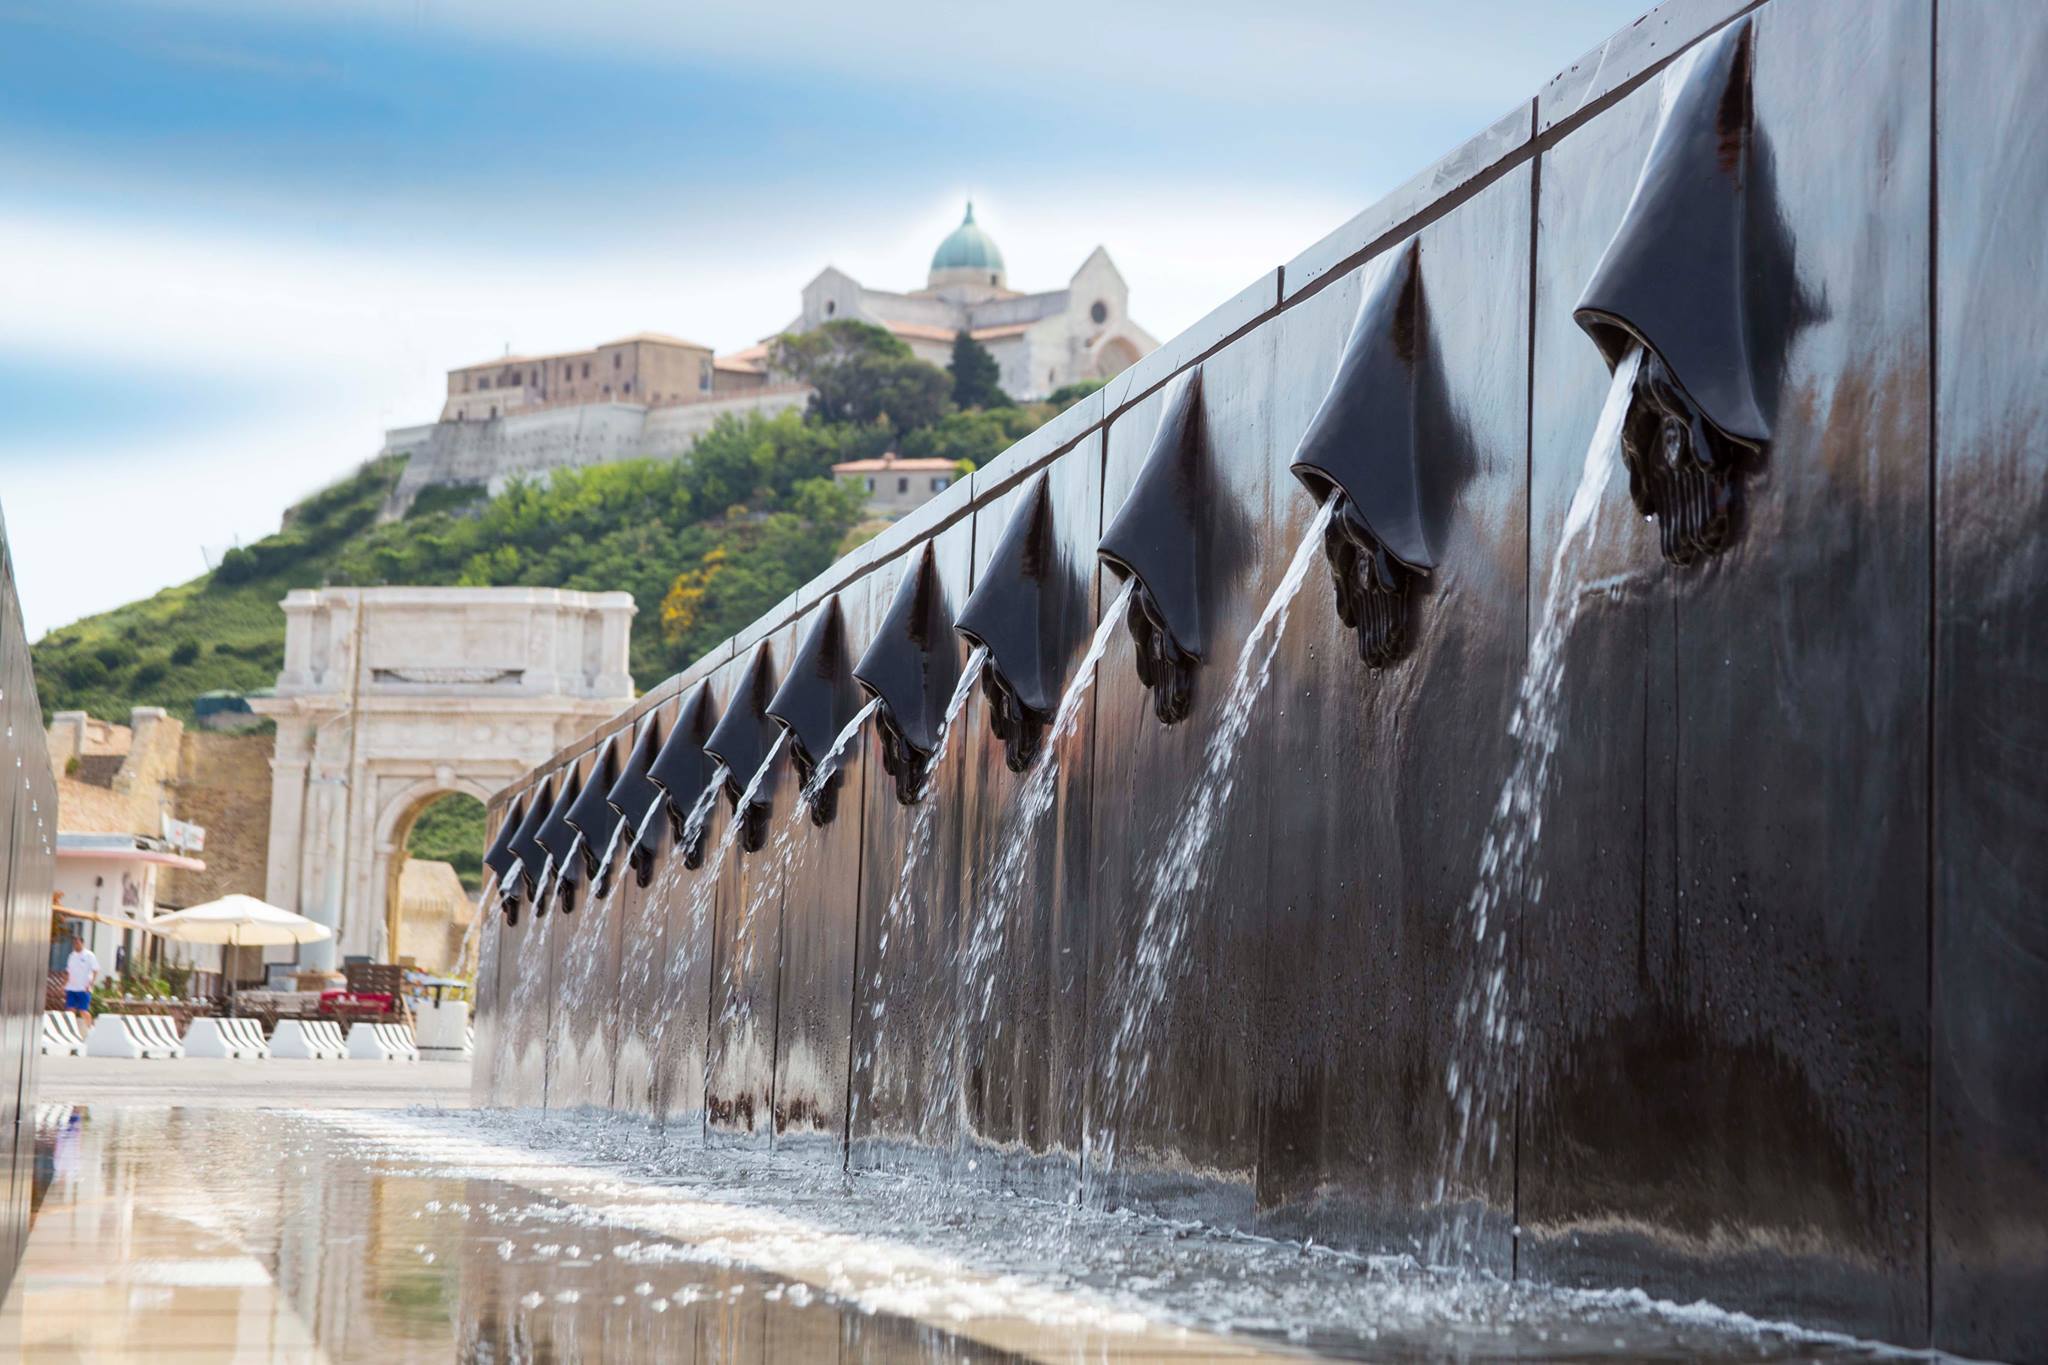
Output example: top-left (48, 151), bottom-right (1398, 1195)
top-left (346, 1021), bottom-right (418, 1062)
top-left (269, 1019), bottom-right (348, 1060)
top-left (40, 1012), bottom-right (86, 1056)
top-left (183, 1017), bottom-right (271, 1060)
top-left (415, 999), bottom-right (471, 1062)
top-left (85, 1014), bottom-right (183, 1059)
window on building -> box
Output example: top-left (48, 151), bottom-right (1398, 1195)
top-left (581, 362), bottom-right (590, 379)
top-left (614, 353), bottom-right (622, 369)
top-left (565, 364), bottom-right (573, 381)
top-left (865, 477), bottom-right (875, 492)
top-left (825, 299), bottom-right (837, 316)
top-left (700, 359), bottom-right (713, 391)
top-left (931, 476), bottom-right (948, 491)
top-left (990, 273), bottom-right (998, 285)
top-left (479, 377), bottom-right (491, 390)
top-left (462, 377), bottom-right (471, 392)
top-left (489, 405), bottom-right (497, 418)
top-left (602, 384), bottom-right (611, 396)
top-left (897, 477), bottom-right (909, 494)
top-left (623, 381), bottom-right (632, 395)
top-left (1091, 300), bottom-right (1109, 324)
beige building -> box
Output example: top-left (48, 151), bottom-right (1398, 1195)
top-left (831, 453), bottom-right (963, 520)
top-left (442, 332), bottom-right (772, 422)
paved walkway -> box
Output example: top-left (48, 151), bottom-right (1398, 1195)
top-left (34, 1054), bottom-right (473, 1109)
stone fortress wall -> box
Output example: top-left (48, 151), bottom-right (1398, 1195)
top-left (473, 3), bottom-right (2048, 1359)
top-left (381, 386), bottom-right (809, 518)
top-left (0, 505), bottom-right (58, 1301)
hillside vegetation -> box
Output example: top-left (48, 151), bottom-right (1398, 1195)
top-left (31, 323), bottom-right (1100, 726)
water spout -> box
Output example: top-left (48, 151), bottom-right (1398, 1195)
top-left (1099, 366), bottom-right (1208, 724)
top-left (1291, 236), bottom-right (1435, 670)
top-left (532, 764), bottom-right (586, 916)
top-left (565, 734), bottom-right (625, 899)
top-left (646, 681), bottom-right (723, 867)
top-left (766, 595), bottom-right (866, 826)
top-left (1574, 16), bottom-right (1768, 564)
top-left (601, 707), bottom-right (667, 889)
top-left (704, 644), bottom-right (783, 854)
top-left (955, 474), bottom-right (1065, 772)
top-left (501, 776), bottom-right (556, 924)
top-left (854, 543), bottom-right (964, 804)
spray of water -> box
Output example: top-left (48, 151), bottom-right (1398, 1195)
top-left (716, 701), bottom-right (881, 1031)
top-left (851, 647), bottom-right (988, 1135)
top-left (1092, 499), bottom-right (1336, 1170)
top-left (1432, 343), bottom-right (1643, 1265)
top-left (923, 584), bottom-right (1135, 1142)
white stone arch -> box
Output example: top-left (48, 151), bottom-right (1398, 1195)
top-left (251, 587), bottom-right (635, 970)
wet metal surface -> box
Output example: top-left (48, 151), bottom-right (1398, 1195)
top-left (0, 1104), bottom-right (1945, 1363)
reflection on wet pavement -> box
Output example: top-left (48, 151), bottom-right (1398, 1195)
top-left (0, 1105), bottom-right (1930, 1363)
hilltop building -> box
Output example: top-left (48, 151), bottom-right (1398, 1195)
top-left (440, 332), bottom-right (775, 423)
top-left (382, 205), bottom-right (1155, 512)
top-left (831, 452), bottom-right (962, 520)
top-left (791, 204), bottom-right (1157, 401)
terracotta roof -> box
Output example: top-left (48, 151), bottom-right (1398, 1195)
top-left (604, 331), bottom-right (714, 351)
top-left (831, 453), bottom-right (959, 474)
top-left (968, 322), bottom-right (1034, 340)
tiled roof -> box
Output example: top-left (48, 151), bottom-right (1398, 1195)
top-left (830, 453), bottom-right (960, 474)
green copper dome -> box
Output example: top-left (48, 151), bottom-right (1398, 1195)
top-left (929, 202), bottom-right (1006, 280)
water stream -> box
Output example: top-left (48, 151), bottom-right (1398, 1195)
top-left (1091, 499), bottom-right (1337, 1170)
top-left (1431, 343), bottom-right (1644, 1264)
top-left (849, 646), bottom-right (988, 1137)
top-left (922, 583), bottom-right (1134, 1143)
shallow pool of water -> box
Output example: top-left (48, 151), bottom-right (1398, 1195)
top-left (5, 1103), bottom-right (1942, 1363)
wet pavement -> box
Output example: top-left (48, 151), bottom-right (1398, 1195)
top-left (0, 1095), bottom-right (1953, 1363)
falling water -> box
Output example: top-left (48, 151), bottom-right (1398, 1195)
top-left (1431, 343), bottom-right (1644, 1266)
top-left (850, 646), bottom-right (988, 1135)
top-left (715, 700), bottom-right (881, 1030)
top-left (1091, 500), bottom-right (1336, 1167)
top-left (921, 584), bottom-right (1135, 1141)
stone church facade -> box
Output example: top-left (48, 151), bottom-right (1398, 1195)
top-left (790, 204), bottom-right (1157, 401)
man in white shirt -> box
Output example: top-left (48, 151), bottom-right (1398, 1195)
top-left (64, 934), bottom-right (100, 1029)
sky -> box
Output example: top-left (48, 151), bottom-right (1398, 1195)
top-left (0, 0), bottom-right (1648, 641)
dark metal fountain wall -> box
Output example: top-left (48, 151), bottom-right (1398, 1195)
top-left (0, 509), bottom-right (58, 1298)
top-left (474, 3), bottom-right (2048, 1356)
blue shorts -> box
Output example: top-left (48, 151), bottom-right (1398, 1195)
top-left (64, 990), bottom-right (91, 1012)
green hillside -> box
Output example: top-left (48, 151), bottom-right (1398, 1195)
top-left (30, 323), bottom-right (1094, 726)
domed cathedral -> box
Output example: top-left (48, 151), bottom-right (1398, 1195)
top-left (792, 202), bottom-right (1158, 401)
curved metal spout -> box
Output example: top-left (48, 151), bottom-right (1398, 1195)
top-left (956, 473), bottom-right (1059, 771)
top-left (767, 595), bottom-right (865, 826)
top-left (533, 765), bottom-right (584, 915)
top-left (644, 681), bottom-right (722, 868)
top-left (482, 792), bottom-right (525, 902)
top-left (565, 734), bottom-right (624, 898)
top-left (854, 542), bottom-right (962, 804)
top-left (1574, 15), bottom-right (1768, 565)
top-left (1100, 366), bottom-right (1207, 723)
top-left (704, 643), bottom-right (781, 853)
top-left (500, 776), bottom-right (554, 925)
top-left (604, 707), bottom-right (666, 885)
top-left (1291, 236), bottom-right (1435, 669)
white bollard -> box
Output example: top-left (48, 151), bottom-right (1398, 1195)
top-left (346, 1021), bottom-right (416, 1061)
top-left (85, 1015), bottom-right (180, 1059)
top-left (181, 1018), bottom-right (241, 1059)
top-left (40, 1013), bottom-right (85, 1056)
top-left (414, 999), bottom-right (470, 1063)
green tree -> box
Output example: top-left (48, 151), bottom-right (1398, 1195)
top-left (900, 407), bottom-right (1041, 468)
top-left (1046, 378), bottom-right (1107, 412)
top-left (948, 329), bottom-right (1010, 410)
top-left (770, 321), bottom-right (952, 433)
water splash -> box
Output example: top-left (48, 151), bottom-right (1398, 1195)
top-left (850, 647), bottom-right (988, 1137)
top-left (1091, 500), bottom-right (1335, 1169)
top-left (715, 701), bottom-right (880, 1032)
top-left (1432, 343), bottom-right (1643, 1265)
top-left (924, 584), bottom-right (1134, 1143)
